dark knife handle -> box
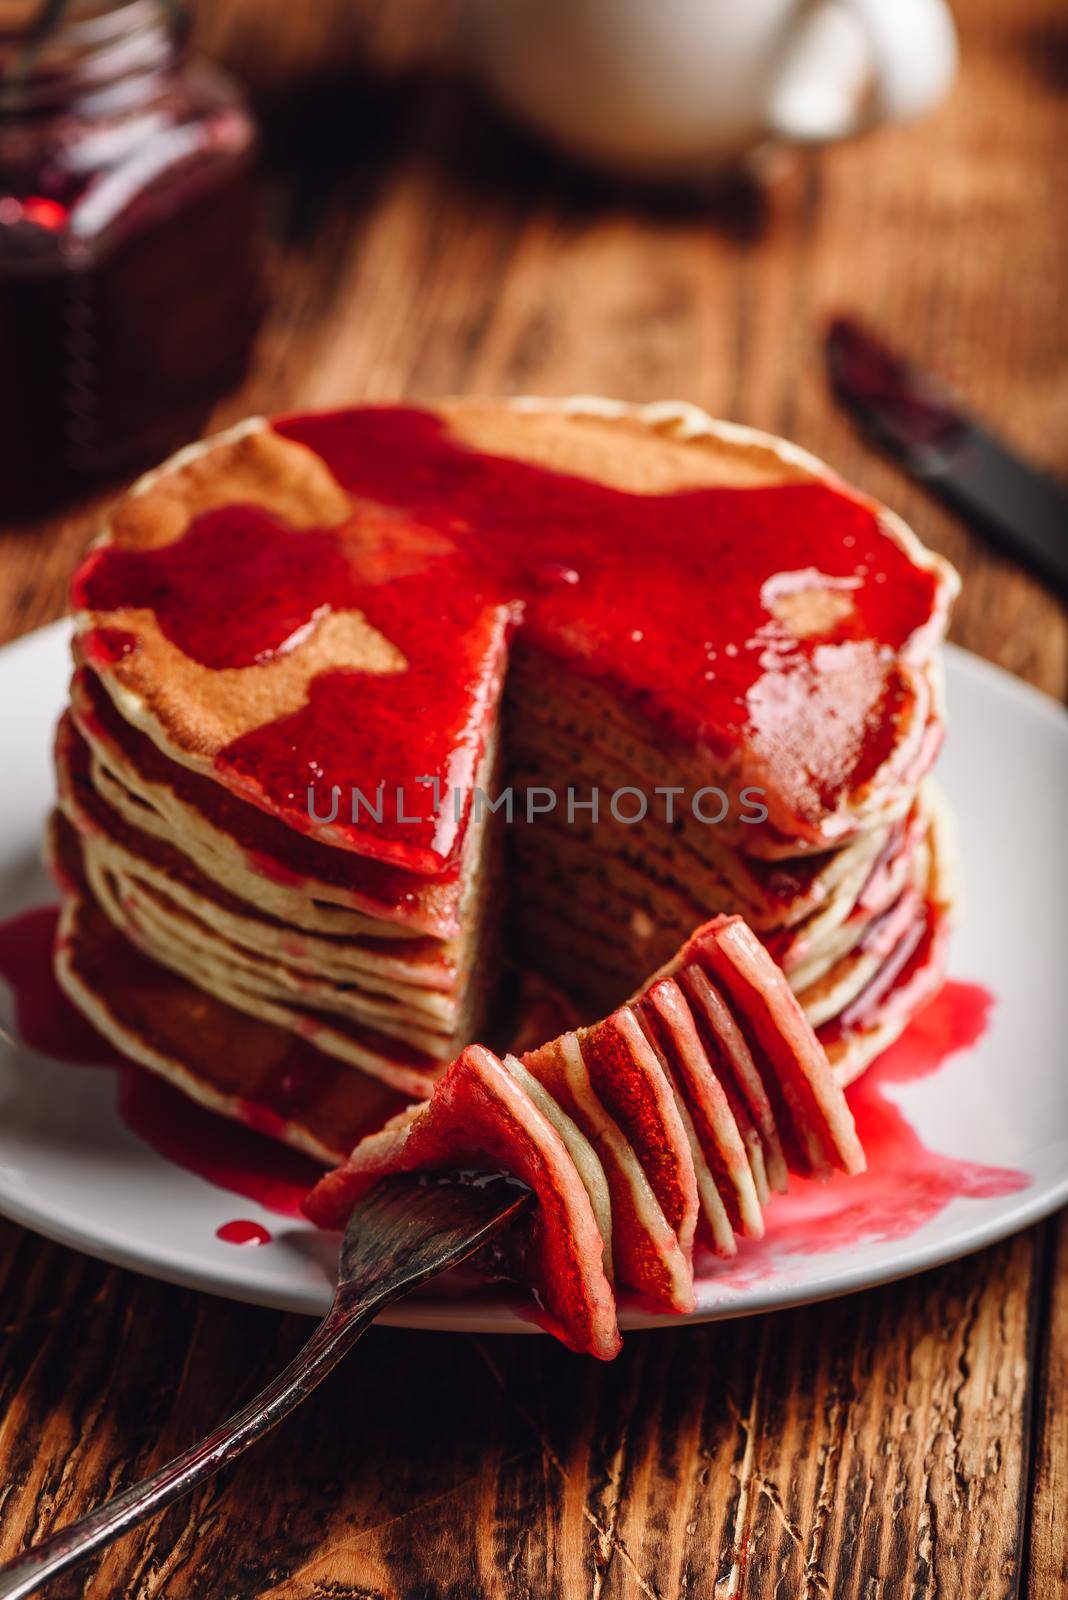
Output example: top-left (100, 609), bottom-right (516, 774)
top-left (825, 317), bottom-right (1068, 593)
top-left (920, 428), bottom-right (1068, 593)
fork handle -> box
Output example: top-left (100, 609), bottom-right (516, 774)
top-left (0, 1287), bottom-right (377, 1600)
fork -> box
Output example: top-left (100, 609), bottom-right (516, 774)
top-left (0, 1173), bottom-right (529, 1600)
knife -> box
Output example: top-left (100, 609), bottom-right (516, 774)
top-left (826, 316), bottom-right (1068, 593)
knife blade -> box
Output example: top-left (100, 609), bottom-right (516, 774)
top-left (826, 316), bottom-right (1068, 593)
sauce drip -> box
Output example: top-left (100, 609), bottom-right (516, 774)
top-left (215, 1219), bottom-right (273, 1246)
top-left (0, 906), bottom-right (114, 1064)
top-left (73, 406), bottom-right (943, 872)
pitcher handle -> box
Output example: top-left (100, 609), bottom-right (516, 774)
top-left (766, 0), bottom-right (958, 144)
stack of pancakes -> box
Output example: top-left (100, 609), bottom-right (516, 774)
top-left (55, 665), bottom-right (499, 1101)
top-left (51, 397), bottom-right (959, 1162)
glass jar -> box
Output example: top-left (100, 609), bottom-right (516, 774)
top-left (0, 0), bottom-right (263, 515)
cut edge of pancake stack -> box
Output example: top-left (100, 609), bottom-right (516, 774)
top-left (56, 667), bottom-right (501, 1101)
top-left (51, 395), bottom-right (960, 1196)
top-left (503, 646), bottom-right (957, 1086)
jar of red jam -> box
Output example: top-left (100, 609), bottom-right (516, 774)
top-left (0, 0), bottom-right (263, 515)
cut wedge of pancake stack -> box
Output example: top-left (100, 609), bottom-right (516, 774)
top-left (305, 915), bottom-right (866, 1357)
top-left (52, 395), bottom-right (959, 1168)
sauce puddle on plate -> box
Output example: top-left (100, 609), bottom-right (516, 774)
top-left (0, 906), bottom-right (115, 1064)
top-left (1, 907), bottom-right (1029, 1263)
top-left (0, 905), bottom-right (318, 1217)
top-left (694, 980), bottom-right (1029, 1292)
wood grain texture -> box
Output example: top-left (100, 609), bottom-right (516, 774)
top-left (0, 0), bottom-right (1065, 1595)
top-left (1027, 1212), bottom-right (1068, 1598)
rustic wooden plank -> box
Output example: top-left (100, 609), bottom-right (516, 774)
top-left (777, 0), bottom-right (1068, 701)
top-left (0, 0), bottom-right (1065, 1595)
top-left (1026, 1211), bottom-right (1068, 1598)
top-left (0, 1221), bottom-right (1040, 1599)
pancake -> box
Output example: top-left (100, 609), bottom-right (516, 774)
top-left (818, 787), bottom-right (957, 1084)
top-left (55, 715), bottom-right (462, 989)
top-left (47, 813), bottom-right (409, 1163)
top-left (72, 399), bottom-right (956, 866)
top-left (305, 914), bottom-right (865, 1357)
top-left (54, 710), bottom-right (497, 1094)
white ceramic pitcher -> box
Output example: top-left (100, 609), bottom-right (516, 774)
top-left (460, 0), bottom-right (958, 180)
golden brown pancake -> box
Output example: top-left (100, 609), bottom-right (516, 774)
top-left (71, 398), bottom-right (956, 863)
top-left (47, 815), bottom-right (410, 1164)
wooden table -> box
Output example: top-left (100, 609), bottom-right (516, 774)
top-left (1, 1), bottom-right (1065, 1593)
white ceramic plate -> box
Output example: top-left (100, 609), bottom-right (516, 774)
top-left (1, 622), bottom-right (1066, 1332)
